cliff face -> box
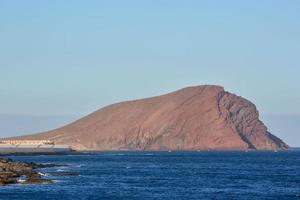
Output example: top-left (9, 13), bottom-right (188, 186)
top-left (15, 85), bottom-right (288, 151)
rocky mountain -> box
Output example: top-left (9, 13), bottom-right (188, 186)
top-left (14, 85), bottom-right (288, 151)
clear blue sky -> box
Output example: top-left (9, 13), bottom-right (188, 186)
top-left (0, 1), bottom-right (299, 145)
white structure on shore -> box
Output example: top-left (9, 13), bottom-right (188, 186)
top-left (0, 140), bottom-right (54, 145)
top-left (0, 139), bottom-right (71, 154)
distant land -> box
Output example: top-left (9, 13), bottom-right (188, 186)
top-left (10, 85), bottom-right (288, 151)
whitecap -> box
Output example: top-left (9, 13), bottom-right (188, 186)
top-left (38, 172), bottom-right (47, 176)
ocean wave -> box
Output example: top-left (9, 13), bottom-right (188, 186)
top-left (38, 172), bottom-right (48, 176)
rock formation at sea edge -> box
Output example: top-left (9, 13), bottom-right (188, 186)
top-left (13, 85), bottom-right (288, 151)
top-left (0, 158), bottom-right (70, 185)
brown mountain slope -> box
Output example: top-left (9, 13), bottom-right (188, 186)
top-left (14, 85), bottom-right (288, 151)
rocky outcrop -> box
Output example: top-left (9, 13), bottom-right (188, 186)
top-left (20, 179), bottom-right (53, 185)
top-left (0, 158), bottom-right (75, 185)
top-left (0, 158), bottom-right (45, 185)
top-left (14, 85), bottom-right (288, 151)
top-left (217, 91), bottom-right (288, 150)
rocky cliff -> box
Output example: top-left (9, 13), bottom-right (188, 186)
top-left (14, 85), bottom-right (288, 151)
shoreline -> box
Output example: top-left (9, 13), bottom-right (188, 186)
top-left (1, 148), bottom-right (297, 157)
top-left (0, 151), bottom-right (81, 156)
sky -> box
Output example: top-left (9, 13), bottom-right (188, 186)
top-left (0, 0), bottom-right (299, 146)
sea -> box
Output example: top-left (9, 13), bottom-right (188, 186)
top-left (0, 151), bottom-right (300, 200)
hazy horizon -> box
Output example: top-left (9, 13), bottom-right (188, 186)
top-left (1, 1), bottom-right (299, 145)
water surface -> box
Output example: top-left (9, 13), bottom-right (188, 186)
top-left (1, 151), bottom-right (300, 200)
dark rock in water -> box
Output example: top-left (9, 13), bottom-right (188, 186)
top-left (0, 158), bottom-right (34, 185)
top-left (0, 159), bottom-right (32, 175)
top-left (0, 158), bottom-right (71, 185)
top-left (27, 172), bottom-right (41, 179)
top-left (0, 172), bottom-right (17, 185)
top-left (20, 179), bottom-right (53, 185)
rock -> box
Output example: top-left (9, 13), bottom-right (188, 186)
top-left (27, 172), bottom-right (41, 179)
top-left (0, 172), bottom-right (17, 184)
top-left (0, 158), bottom-right (33, 185)
top-left (0, 158), bottom-right (68, 185)
top-left (11, 85), bottom-right (288, 151)
top-left (20, 179), bottom-right (53, 185)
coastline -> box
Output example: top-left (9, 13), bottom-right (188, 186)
top-left (0, 148), bottom-right (294, 156)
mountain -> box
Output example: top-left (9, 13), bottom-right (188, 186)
top-left (13, 85), bottom-right (288, 151)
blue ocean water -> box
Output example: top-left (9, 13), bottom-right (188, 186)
top-left (0, 151), bottom-right (300, 200)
